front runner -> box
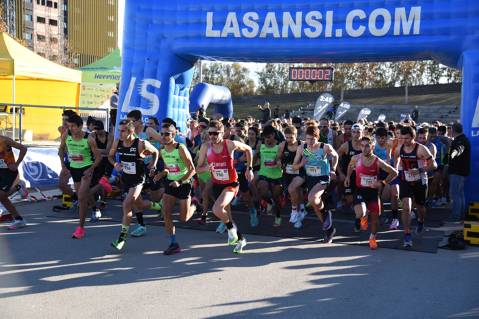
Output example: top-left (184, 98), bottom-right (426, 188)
top-left (1, 135), bottom-right (28, 230)
top-left (394, 126), bottom-right (437, 247)
top-left (196, 120), bottom-right (254, 254)
top-left (292, 125), bottom-right (339, 243)
top-left (109, 119), bottom-right (162, 250)
top-left (156, 123), bottom-right (196, 255)
top-left (346, 136), bottom-right (398, 249)
top-left (59, 114), bottom-right (102, 239)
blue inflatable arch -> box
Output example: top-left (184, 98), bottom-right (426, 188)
top-left (118, 0), bottom-right (479, 202)
top-left (190, 83), bottom-right (233, 119)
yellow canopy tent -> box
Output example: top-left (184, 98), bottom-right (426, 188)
top-left (0, 32), bottom-right (81, 141)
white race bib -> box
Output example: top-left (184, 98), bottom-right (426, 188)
top-left (166, 164), bottom-right (181, 176)
top-left (404, 169), bottom-right (420, 182)
top-left (122, 161), bottom-right (137, 174)
top-left (285, 164), bottom-right (298, 175)
top-left (360, 175), bottom-right (377, 188)
top-left (69, 154), bottom-right (84, 163)
top-left (0, 159), bottom-right (7, 169)
top-left (305, 165), bottom-right (322, 176)
top-left (212, 168), bottom-right (230, 181)
top-left (264, 160), bottom-right (276, 167)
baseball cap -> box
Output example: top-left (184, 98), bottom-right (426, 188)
top-left (351, 123), bottom-right (363, 131)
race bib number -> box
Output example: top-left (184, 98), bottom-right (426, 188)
top-left (285, 164), bottom-right (298, 175)
top-left (212, 168), bottom-right (230, 181)
top-left (305, 165), bottom-right (322, 176)
top-left (122, 161), bottom-right (137, 174)
top-left (166, 164), bottom-right (180, 176)
top-left (0, 159), bottom-right (7, 169)
top-left (404, 169), bottom-right (420, 182)
top-left (264, 160), bottom-right (276, 167)
top-left (69, 154), bottom-right (84, 162)
top-left (360, 175), bottom-right (377, 188)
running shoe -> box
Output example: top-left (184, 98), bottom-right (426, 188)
top-left (90, 209), bottom-right (102, 222)
top-left (216, 222), bottom-right (227, 234)
top-left (322, 210), bottom-right (333, 231)
top-left (289, 211), bottom-right (299, 224)
top-left (415, 221), bottom-right (424, 235)
top-left (8, 218), bottom-right (27, 230)
top-left (273, 217), bottom-right (282, 227)
top-left (293, 219), bottom-right (303, 229)
top-left (249, 210), bottom-right (259, 228)
top-left (131, 225), bottom-right (147, 237)
top-left (227, 227), bottom-right (239, 245)
top-left (369, 235), bottom-right (378, 250)
top-left (233, 238), bottom-right (247, 254)
top-left (298, 209), bottom-right (307, 222)
top-left (360, 216), bottom-right (368, 231)
top-left (354, 219), bottom-right (361, 233)
top-left (323, 227), bottom-right (336, 244)
top-left (151, 200), bottom-right (163, 211)
top-left (111, 239), bottom-right (125, 250)
top-left (403, 233), bottom-right (413, 248)
top-left (266, 203), bottom-right (273, 215)
top-left (72, 226), bottom-right (85, 239)
top-left (163, 242), bottom-right (181, 255)
top-left (389, 218), bottom-right (400, 230)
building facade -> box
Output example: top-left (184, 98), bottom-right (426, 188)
top-left (1, 0), bottom-right (118, 67)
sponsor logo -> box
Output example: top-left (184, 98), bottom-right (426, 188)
top-left (121, 77), bottom-right (161, 116)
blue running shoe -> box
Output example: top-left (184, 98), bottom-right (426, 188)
top-left (216, 222), bottom-right (227, 234)
top-left (322, 210), bottom-right (332, 230)
top-left (415, 221), bottom-right (424, 235)
top-left (249, 209), bottom-right (259, 228)
top-left (403, 233), bottom-right (413, 248)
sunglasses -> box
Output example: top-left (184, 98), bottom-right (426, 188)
top-left (319, 125), bottom-right (328, 128)
top-left (208, 131), bottom-right (222, 136)
top-left (160, 132), bottom-right (171, 137)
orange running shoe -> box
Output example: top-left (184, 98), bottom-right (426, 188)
top-left (360, 216), bottom-right (368, 231)
top-left (369, 236), bottom-right (378, 250)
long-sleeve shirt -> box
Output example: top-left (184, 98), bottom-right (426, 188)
top-left (448, 134), bottom-right (471, 176)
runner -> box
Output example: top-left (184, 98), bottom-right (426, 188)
top-left (292, 125), bottom-right (339, 243)
top-left (386, 123), bottom-right (404, 230)
top-left (59, 114), bottom-right (102, 238)
top-left (57, 110), bottom-right (77, 205)
top-left (196, 120), bottom-right (254, 253)
top-left (109, 119), bottom-right (162, 250)
top-left (1, 135), bottom-right (28, 230)
top-left (394, 126), bottom-right (437, 247)
top-left (278, 126), bottom-right (304, 225)
top-left (373, 127), bottom-right (391, 213)
top-left (345, 136), bottom-right (398, 249)
top-left (155, 123), bottom-right (196, 255)
top-left (256, 125), bottom-right (284, 226)
top-left (126, 110), bottom-right (163, 237)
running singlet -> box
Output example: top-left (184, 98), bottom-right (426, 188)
top-left (258, 144), bottom-right (282, 179)
top-left (161, 143), bottom-right (188, 182)
top-left (207, 140), bottom-right (238, 184)
top-left (400, 144), bottom-right (427, 183)
top-left (234, 150), bottom-right (246, 172)
top-left (431, 136), bottom-right (446, 166)
top-left (355, 155), bottom-right (380, 188)
top-left (117, 138), bottom-right (144, 178)
top-left (138, 128), bottom-right (161, 165)
top-left (304, 143), bottom-right (330, 177)
top-left (374, 144), bottom-right (388, 161)
top-left (282, 141), bottom-right (301, 175)
top-left (0, 138), bottom-right (15, 169)
top-left (341, 141), bottom-right (361, 172)
top-left (66, 133), bottom-right (93, 169)
top-left (95, 132), bottom-right (109, 156)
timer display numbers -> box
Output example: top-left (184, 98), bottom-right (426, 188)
top-left (289, 67), bottom-right (334, 81)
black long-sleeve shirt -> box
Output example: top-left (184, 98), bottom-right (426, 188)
top-left (448, 134), bottom-right (471, 176)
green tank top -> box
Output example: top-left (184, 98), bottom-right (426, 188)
top-left (258, 144), bottom-right (282, 179)
top-left (66, 134), bottom-right (93, 169)
top-left (161, 144), bottom-right (188, 182)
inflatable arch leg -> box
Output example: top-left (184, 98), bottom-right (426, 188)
top-left (461, 51), bottom-right (479, 204)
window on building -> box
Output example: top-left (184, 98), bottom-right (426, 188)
top-left (47, 1), bottom-right (52, 7)
top-left (54, 2), bottom-right (57, 9)
top-left (24, 33), bottom-right (33, 40)
top-left (36, 16), bottom-right (46, 23)
top-left (25, 14), bottom-right (33, 22)
top-left (49, 37), bottom-right (58, 44)
top-left (36, 0), bottom-right (40, 4)
top-left (37, 34), bottom-right (46, 42)
top-left (49, 19), bottom-right (58, 26)
top-left (38, 52), bottom-right (45, 57)
top-left (41, 0), bottom-right (45, 5)
top-left (51, 55), bottom-right (58, 61)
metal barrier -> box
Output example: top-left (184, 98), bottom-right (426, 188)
top-left (0, 103), bottom-right (111, 143)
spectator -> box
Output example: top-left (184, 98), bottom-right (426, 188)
top-left (273, 105), bottom-right (280, 118)
top-left (411, 105), bottom-right (419, 122)
top-left (110, 83), bottom-right (119, 109)
top-left (447, 122), bottom-right (471, 222)
top-left (258, 102), bottom-right (271, 123)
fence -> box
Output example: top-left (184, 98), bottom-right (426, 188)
top-left (0, 103), bottom-right (111, 144)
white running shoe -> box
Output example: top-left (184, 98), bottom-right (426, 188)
top-left (8, 218), bottom-right (27, 230)
top-left (389, 218), bottom-right (400, 230)
top-left (227, 227), bottom-right (238, 245)
top-left (289, 211), bottom-right (299, 223)
top-left (293, 219), bottom-right (303, 229)
top-left (233, 238), bottom-right (247, 253)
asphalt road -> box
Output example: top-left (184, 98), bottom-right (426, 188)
top-left (0, 200), bottom-right (478, 319)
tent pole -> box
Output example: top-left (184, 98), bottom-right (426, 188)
top-left (12, 74), bottom-right (16, 140)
